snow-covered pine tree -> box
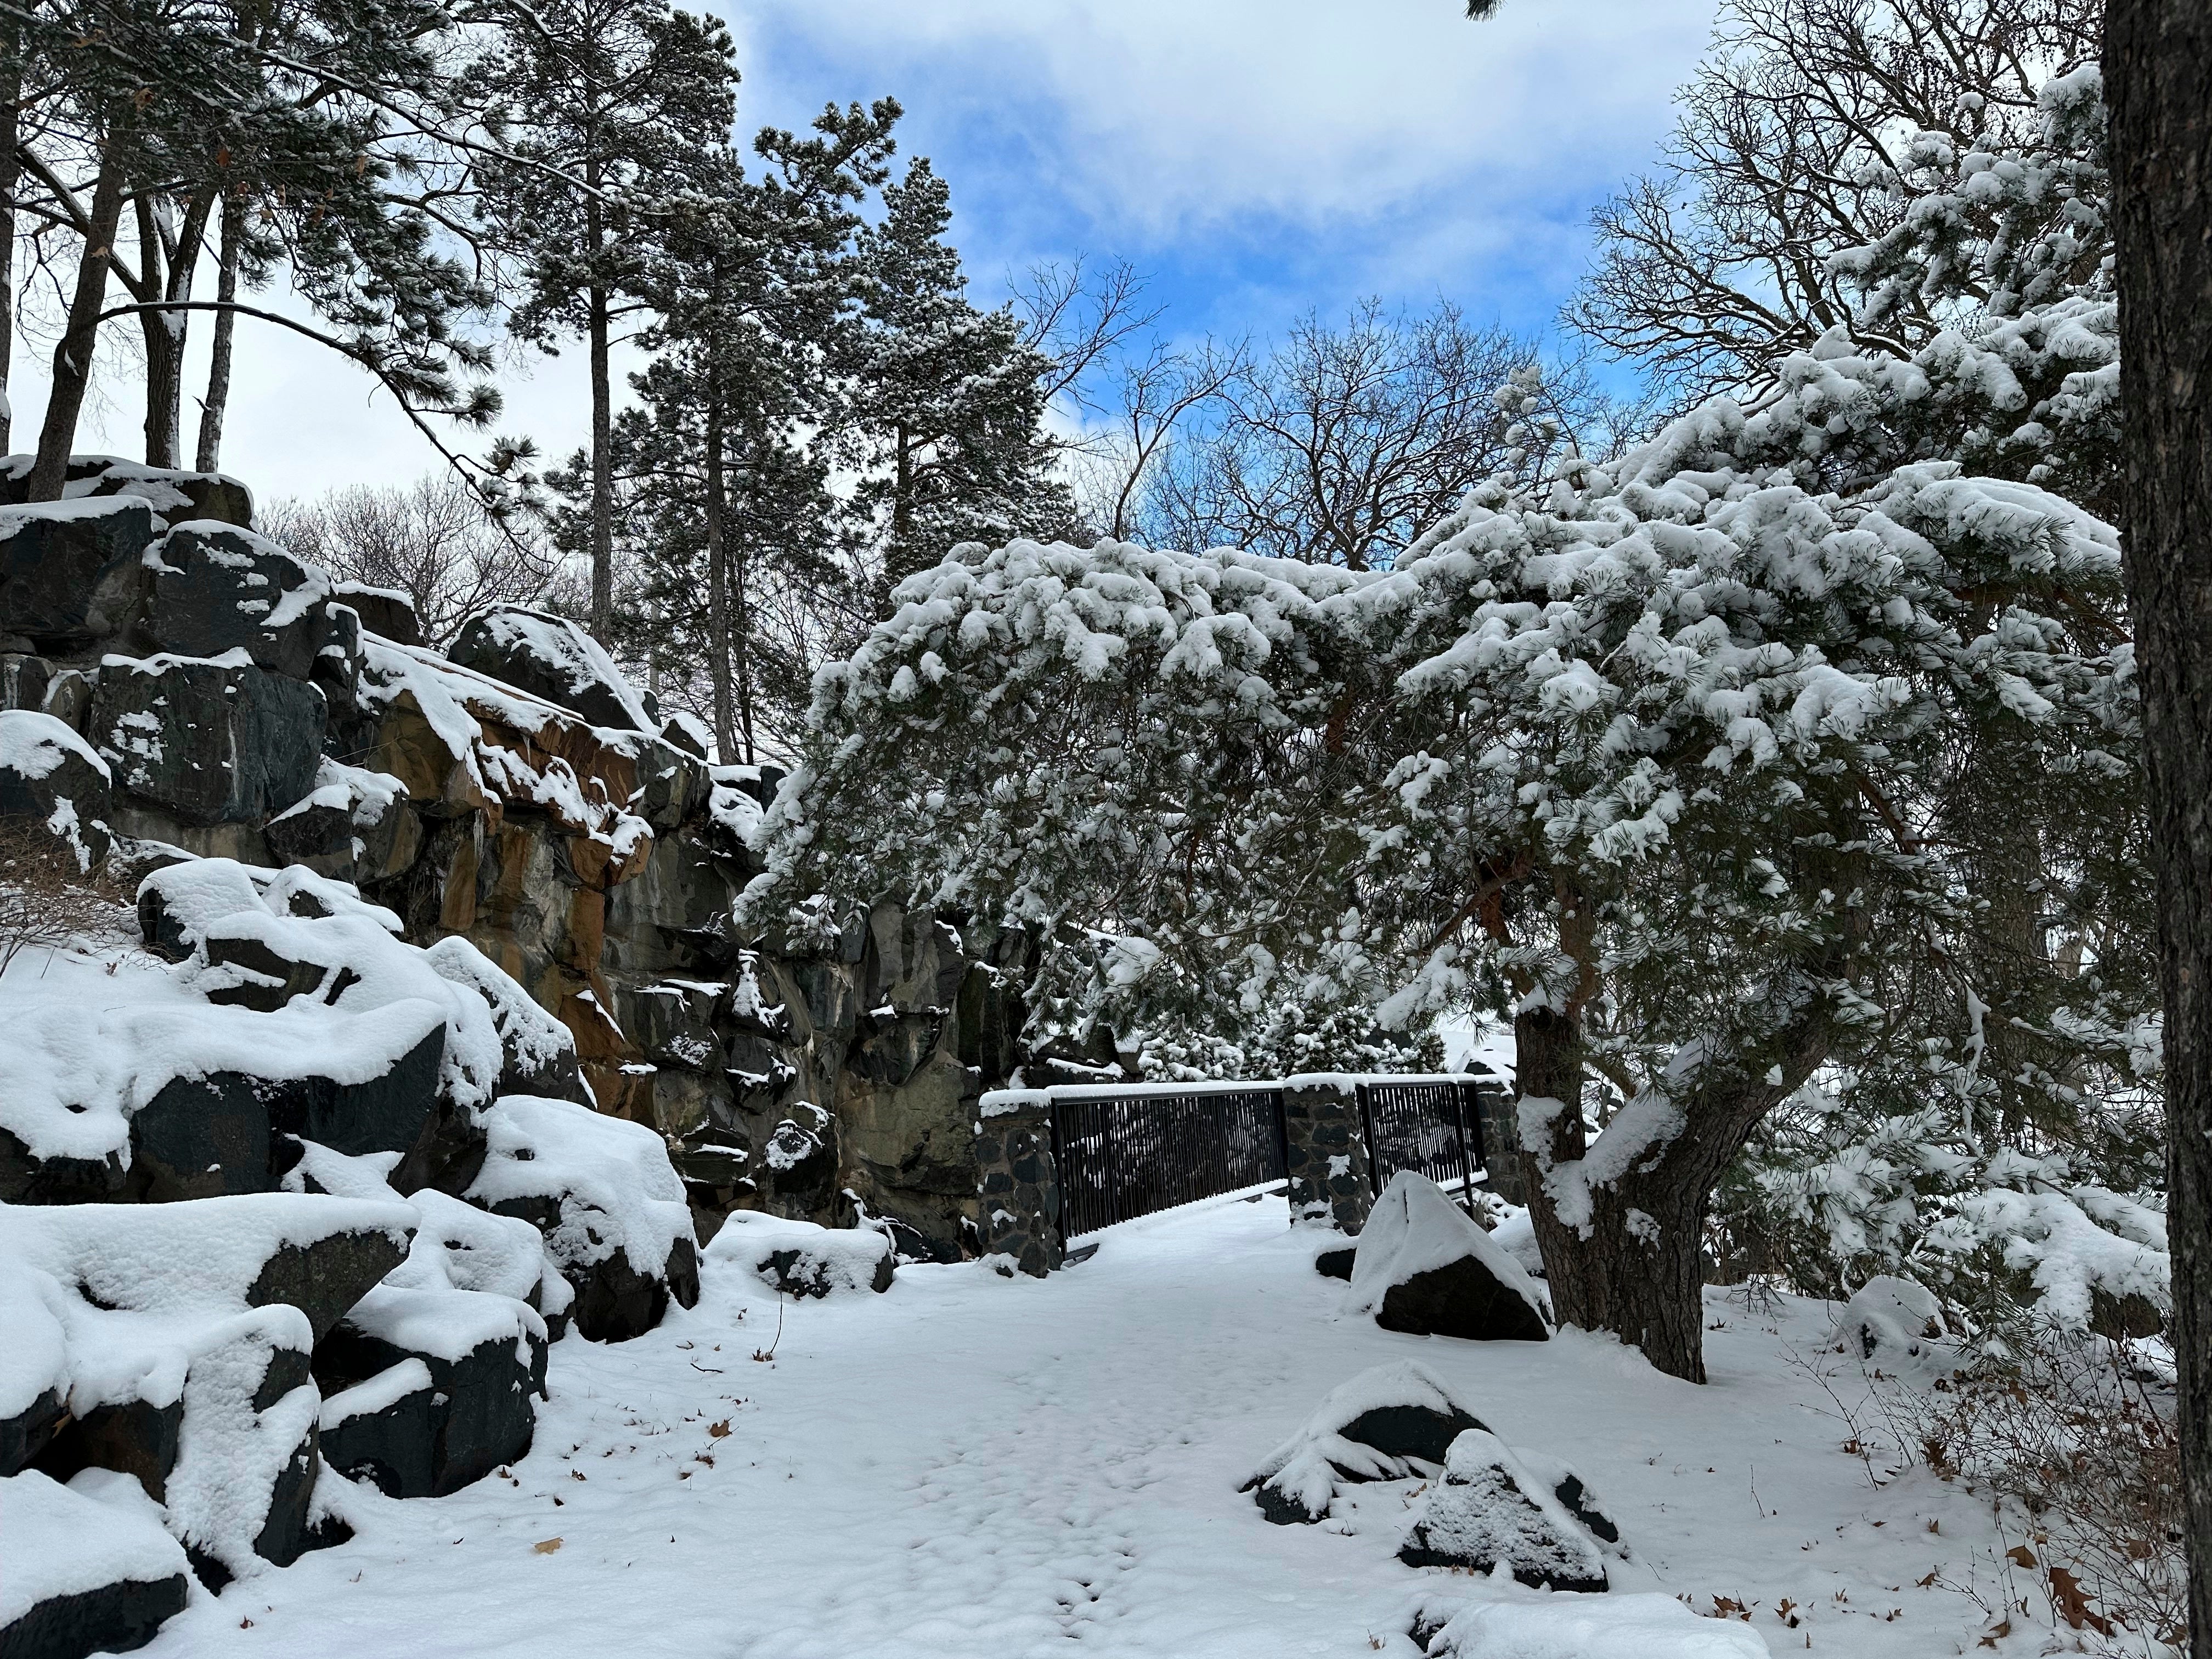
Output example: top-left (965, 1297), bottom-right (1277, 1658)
top-left (8, 0), bottom-right (500, 487)
top-left (601, 105), bottom-right (898, 759)
top-left (839, 158), bottom-right (1072, 594)
top-left (467, 0), bottom-right (739, 636)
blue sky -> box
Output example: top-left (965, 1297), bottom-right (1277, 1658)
top-left (37, 0), bottom-right (1720, 498)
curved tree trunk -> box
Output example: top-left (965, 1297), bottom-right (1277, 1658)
top-left (29, 153), bottom-right (127, 501)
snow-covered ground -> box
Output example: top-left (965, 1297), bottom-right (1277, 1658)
top-left (139, 1194), bottom-right (2036, 1658)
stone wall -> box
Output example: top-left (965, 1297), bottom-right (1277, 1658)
top-left (0, 460), bottom-right (1029, 1261)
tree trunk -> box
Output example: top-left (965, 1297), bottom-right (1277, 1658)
top-left (2106, 2), bottom-right (2212, 1651)
top-left (1513, 968), bottom-right (1840, 1384)
top-left (195, 195), bottom-right (243, 473)
top-left (586, 178), bottom-right (614, 639)
top-left (731, 507), bottom-right (757, 765)
top-left (136, 196), bottom-right (182, 469)
top-left (29, 153), bottom-right (127, 501)
top-left (703, 381), bottom-right (737, 762)
top-left (0, 35), bottom-right (21, 453)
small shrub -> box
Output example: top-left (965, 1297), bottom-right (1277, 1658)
top-left (0, 816), bottom-right (131, 978)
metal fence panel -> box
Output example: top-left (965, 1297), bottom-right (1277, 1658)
top-left (1052, 1088), bottom-right (1286, 1238)
top-left (1356, 1080), bottom-right (1486, 1195)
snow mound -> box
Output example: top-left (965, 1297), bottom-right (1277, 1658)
top-left (0, 1468), bottom-right (188, 1629)
top-left (1424, 1592), bottom-right (1770, 1658)
top-left (1398, 1427), bottom-right (1611, 1591)
top-left (1839, 1273), bottom-right (1947, 1360)
top-left (1244, 1359), bottom-right (1487, 1523)
top-left (705, 1211), bottom-right (895, 1298)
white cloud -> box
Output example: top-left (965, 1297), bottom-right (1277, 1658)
top-left (5, 2), bottom-right (1717, 499)
top-left (733, 0), bottom-right (1715, 243)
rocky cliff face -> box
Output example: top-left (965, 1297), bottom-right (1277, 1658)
top-left (0, 458), bottom-right (1028, 1262)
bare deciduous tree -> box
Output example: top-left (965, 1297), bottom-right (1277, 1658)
top-left (259, 474), bottom-right (575, 648)
top-left (1570, 0), bottom-right (2100, 409)
top-left (1140, 301), bottom-right (1629, 569)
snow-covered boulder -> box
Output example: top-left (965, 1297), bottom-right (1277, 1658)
top-left (1398, 1428), bottom-right (1611, 1590)
top-left (0, 1196), bottom-right (414, 1587)
top-left (1243, 1361), bottom-right (1487, 1525)
top-left (420, 935), bottom-right (591, 1107)
top-left (449, 604), bottom-right (656, 734)
top-left (0, 453), bottom-right (252, 526)
top-left (1839, 1274), bottom-right (1947, 1361)
top-left (468, 1095), bottom-right (699, 1340)
top-left (0, 1469), bottom-right (190, 1659)
top-left (705, 1211), bottom-right (895, 1299)
top-left (332, 580), bottom-right (419, 647)
top-left (263, 758), bottom-right (419, 886)
top-left (0, 708), bottom-right (112, 868)
top-left (140, 522), bottom-right (337, 684)
top-left (0, 495), bottom-right (156, 650)
top-left (1418, 1592), bottom-right (1770, 1658)
top-left (92, 650), bottom-right (324, 830)
top-left (0, 1259), bottom-right (71, 1477)
top-left (1347, 1172), bottom-right (1550, 1342)
top-left (316, 1272), bottom-right (545, 1498)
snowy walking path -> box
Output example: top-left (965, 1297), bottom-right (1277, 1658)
top-left (144, 1196), bottom-right (2024, 1657)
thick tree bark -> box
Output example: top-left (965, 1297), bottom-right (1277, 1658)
top-left (138, 189), bottom-right (215, 470)
top-left (0, 36), bottom-right (20, 453)
top-left (585, 175), bottom-right (614, 640)
top-left (29, 154), bottom-right (127, 501)
top-left (136, 198), bottom-right (180, 468)
top-left (2106, 2), bottom-right (2212, 1651)
top-left (195, 195), bottom-right (243, 473)
top-left (703, 381), bottom-right (737, 763)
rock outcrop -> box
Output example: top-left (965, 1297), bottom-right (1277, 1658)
top-left (0, 461), bottom-right (1009, 1658)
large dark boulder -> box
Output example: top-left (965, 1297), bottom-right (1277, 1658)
top-left (142, 523), bottom-right (331, 681)
top-left (0, 455), bottom-right (252, 526)
top-left (315, 1290), bottom-right (542, 1497)
top-left (91, 653), bottom-right (324, 826)
top-left (0, 497), bottom-right (155, 650)
top-left (1244, 1361), bottom-right (1489, 1525)
top-left (0, 1471), bottom-right (190, 1659)
top-left (124, 1023), bottom-right (445, 1205)
top-left (449, 604), bottom-right (654, 732)
top-left (1346, 1171), bottom-right (1550, 1343)
top-left (331, 582), bottom-right (420, 647)
top-left (314, 1359), bottom-right (437, 1498)
top-left (262, 761), bottom-right (418, 887)
top-left (0, 710), bottom-right (112, 868)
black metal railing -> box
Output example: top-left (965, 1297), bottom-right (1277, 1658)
top-left (1357, 1079), bottom-right (1487, 1196)
top-left (1042, 1074), bottom-right (1509, 1239)
top-left (1051, 1087), bottom-right (1288, 1238)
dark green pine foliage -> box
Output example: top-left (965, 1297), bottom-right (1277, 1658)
top-left (841, 158), bottom-right (1071, 594)
top-left (8, 0), bottom-right (494, 493)
top-left (605, 105), bottom-right (899, 760)
top-left (468, 0), bottom-right (740, 636)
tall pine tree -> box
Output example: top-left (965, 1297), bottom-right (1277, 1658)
top-left (840, 159), bottom-right (1070, 592)
top-left (469, 0), bottom-right (738, 637)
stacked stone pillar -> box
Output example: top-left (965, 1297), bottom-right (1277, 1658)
top-left (973, 1091), bottom-right (1065, 1277)
top-left (1282, 1077), bottom-right (1374, 1233)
